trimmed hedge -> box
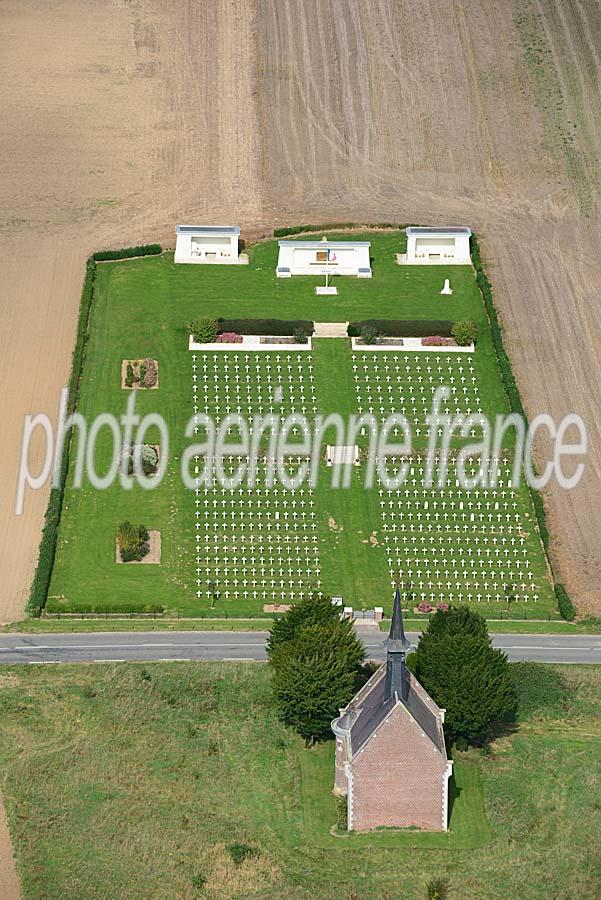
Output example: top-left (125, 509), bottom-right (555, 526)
top-left (554, 584), bottom-right (575, 621)
top-left (44, 601), bottom-right (165, 616)
top-left (347, 319), bottom-right (455, 338)
top-left (217, 318), bottom-right (314, 337)
top-left (26, 257), bottom-right (97, 616)
top-left (273, 222), bottom-right (406, 238)
top-left (92, 244), bottom-right (162, 262)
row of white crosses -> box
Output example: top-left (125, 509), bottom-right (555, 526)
top-left (352, 353), bottom-right (482, 437)
top-left (191, 353), bottom-right (317, 423)
top-left (378, 457), bottom-right (539, 605)
top-left (191, 354), bottom-right (321, 601)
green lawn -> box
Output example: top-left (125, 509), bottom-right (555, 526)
top-left (299, 742), bottom-right (490, 850)
top-left (1, 618), bottom-right (274, 634)
top-left (3, 616), bottom-right (597, 635)
top-left (47, 234), bottom-right (555, 617)
top-left (1, 662), bottom-right (600, 898)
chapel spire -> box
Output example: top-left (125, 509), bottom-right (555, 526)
top-left (384, 584), bottom-right (411, 702)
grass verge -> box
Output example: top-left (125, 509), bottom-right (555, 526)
top-left (3, 617), bottom-right (597, 635)
top-left (1, 618), bottom-right (272, 634)
top-left (0, 663), bottom-right (599, 898)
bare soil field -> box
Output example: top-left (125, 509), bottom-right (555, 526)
top-left (0, 791), bottom-right (20, 899)
top-left (1, 0), bottom-right (601, 619)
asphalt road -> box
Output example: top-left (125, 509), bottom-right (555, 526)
top-left (0, 631), bottom-right (599, 665)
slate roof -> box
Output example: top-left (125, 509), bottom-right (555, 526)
top-left (347, 668), bottom-right (445, 757)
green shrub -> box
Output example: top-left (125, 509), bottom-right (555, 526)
top-left (347, 319), bottom-right (455, 338)
top-left (141, 445), bottom-right (158, 475)
top-left (555, 583), bottom-right (575, 621)
top-left (138, 361), bottom-right (147, 385)
top-left (226, 843), bottom-right (259, 866)
top-left (125, 362), bottom-right (134, 387)
top-left (426, 878), bottom-right (450, 900)
top-left (188, 317), bottom-right (217, 344)
top-left (336, 796), bottom-right (348, 831)
top-left (127, 444), bottom-right (158, 476)
top-left (118, 521), bottom-right (150, 563)
top-left (217, 318), bottom-right (314, 337)
top-left (293, 327), bottom-right (308, 344)
top-left (451, 319), bottom-right (477, 345)
top-left (360, 325), bottom-right (380, 345)
top-left (92, 244), bottom-right (161, 261)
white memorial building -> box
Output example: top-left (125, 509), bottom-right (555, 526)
top-left (276, 237), bottom-right (372, 278)
top-left (174, 225), bottom-right (246, 264)
top-left (404, 227), bottom-right (472, 264)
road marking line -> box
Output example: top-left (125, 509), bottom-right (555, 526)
top-left (0, 641), bottom-right (268, 652)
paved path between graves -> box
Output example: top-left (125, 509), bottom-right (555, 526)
top-left (0, 632), bottom-right (599, 665)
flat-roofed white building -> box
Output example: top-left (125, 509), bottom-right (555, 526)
top-left (175, 225), bottom-right (246, 264)
top-left (276, 238), bottom-right (371, 277)
top-left (404, 227), bottom-right (472, 264)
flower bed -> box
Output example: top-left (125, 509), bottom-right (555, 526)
top-left (122, 358), bottom-right (159, 389)
top-left (216, 332), bottom-right (243, 343)
top-left (115, 523), bottom-right (161, 564)
top-left (421, 335), bottom-right (455, 347)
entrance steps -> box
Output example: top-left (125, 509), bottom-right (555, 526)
top-left (313, 321), bottom-right (349, 338)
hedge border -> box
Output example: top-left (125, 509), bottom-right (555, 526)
top-left (92, 244), bottom-right (162, 262)
top-left (216, 318), bottom-right (314, 337)
top-left (554, 584), bottom-right (575, 622)
top-left (26, 245), bottom-right (163, 617)
top-left (273, 222), bottom-right (408, 238)
top-left (347, 319), bottom-right (455, 338)
top-left (471, 233), bottom-right (574, 619)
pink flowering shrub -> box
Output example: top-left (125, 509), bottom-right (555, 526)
top-left (435, 602), bottom-right (449, 612)
top-left (216, 332), bottom-right (243, 343)
top-left (417, 601), bottom-right (433, 613)
top-left (421, 335), bottom-right (454, 347)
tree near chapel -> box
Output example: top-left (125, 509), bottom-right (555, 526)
top-left (267, 591), bottom-right (342, 654)
top-left (268, 595), bottom-right (364, 745)
top-left (414, 606), bottom-right (517, 745)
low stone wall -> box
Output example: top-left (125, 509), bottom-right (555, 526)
top-left (351, 336), bottom-right (474, 353)
top-left (189, 334), bottom-right (312, 351)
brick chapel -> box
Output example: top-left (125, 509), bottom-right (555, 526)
top-left (331, 588), bottom-right (453, 832)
